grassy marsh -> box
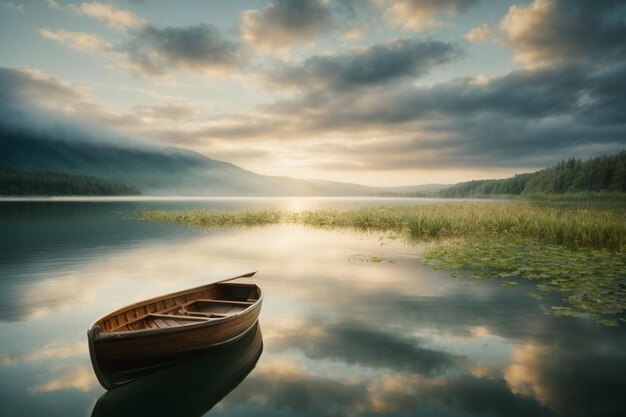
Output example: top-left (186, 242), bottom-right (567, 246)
top-left (140, 204), bottom-right (625, 250)
top-left (139, 203), bottom-right (626, 325)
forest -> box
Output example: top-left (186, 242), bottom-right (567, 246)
top-left (439, 151), bottom-right (626, 198)
top-left (0, 168), bottom-right (140, 196)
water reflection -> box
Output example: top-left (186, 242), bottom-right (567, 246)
top-left (0, 200), bottom-right (625, 417)
top-left (91, 323), bottom-right (263, 417)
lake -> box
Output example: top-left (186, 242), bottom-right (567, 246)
top-left (1, 197), bottom-right (624, 417)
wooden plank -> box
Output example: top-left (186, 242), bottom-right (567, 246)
top-left (126, 310), bottom-right (136, 321)
top-left (193, 299), bottom-right (255, 306)
top-left (149, 313), bottom-right (210, 322)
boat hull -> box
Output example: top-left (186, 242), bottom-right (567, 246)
top-left (87, 273), bottom-right (262, 389)
top-left (91, 322), bottom-right (263, 417)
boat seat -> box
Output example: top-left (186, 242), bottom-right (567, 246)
top-left (149, 313), bottom-right (211, 321)
top-left (185, 311), bottom-right (228, 318)
top-left (181, 299), bottom-right (254, 317)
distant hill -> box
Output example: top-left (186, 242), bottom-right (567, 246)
top-left (0, 124), bottom-right (440, 196)
top-left (0, 168), bottom-right (140, 196)
top-left (0, 125), bottom-right (297, 195)
top-left (439, 151), bottom-right (626, 198)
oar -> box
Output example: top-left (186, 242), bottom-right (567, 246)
top-left (216, 271), bottom-right (257, 284)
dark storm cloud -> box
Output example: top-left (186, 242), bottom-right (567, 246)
top-left (396, 0), bottom-right (479, 14)
top-left (258, 60), bottom-right (626, 169)
top-left (124, 24), bottom-right (245, 76)
top-left (502, 0), bottom-right (626, 66)
top-left (267, 64), bottom-right (590, 125)
top-left (272, 321), bottom-right (467, 377)
top-left (266, 38), bottom-right (462, 91)
top-left (240, 0), bottom-right (333, 49)
top-left (41, 18), bottom-right (245, 77)
top-left (148, 59), bottom-right (623, 169)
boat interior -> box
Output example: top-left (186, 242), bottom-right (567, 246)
top-left (97, 282), bottom-right (260, 333)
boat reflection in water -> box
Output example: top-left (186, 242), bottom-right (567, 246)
top-left (91, 322), bottom-right (263, 417)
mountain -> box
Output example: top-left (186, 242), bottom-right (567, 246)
top-left (439, 151), bottom-right (626, 197)
top-left (0, 124), bottom-right (444, 196)
top-left (0, 127), bottom-right (312, 195)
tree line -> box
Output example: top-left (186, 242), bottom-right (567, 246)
top-left (0, 168), bottom-right (140, 196)
top-left (439, 150), bottom-right (626, 198)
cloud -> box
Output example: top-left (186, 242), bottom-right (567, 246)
top-left (503, 340), bottom-right (626, 415)
top-left (125, 24), bottom-right (245, 76)
top-left (40, 5), bottom-right (245, 77)
top-left (387, 0), bottom-right (480, 31)
top-left (240, 0), bottom-right (333, 50)
top-left (71, 2), bottom-right (146, 30)
top-left (501, 0), bottom-right (626, 67)
top-left (1, 2), bottom-right (24, 12)
top-left (45, 0), bottom-right (60, 9)
top-left (255, 60), bottom-right (626, 170)
top-left (132, 102), bottom-right (198, 121)
top-left (112, 58), bottom-right (626, 174)
top-left (0, 341), bottom-right (86, 367)
top-left (39, 29), bottom-right (117, 55)
top-left (221, 357), bottom-right (552, 416)
top-left (270, 321), bottom-right (468, 377)
top-left (0, 66), bottom-right (93, 113)
top-left (16, 0), bottom-right (626, 179)
top-left (30, 366), bottom-right (99, 393)
top-left (465, 23), bottom-right (495, 42)
top-left (341, 22), bottom-right (369, 40)
top-left (266, 38), bottom-right (461, 91)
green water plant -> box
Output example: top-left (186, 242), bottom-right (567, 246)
top-left (138, 203), bottom-right (625, 325)
top-left (422, 239), bottom-right (625, 323)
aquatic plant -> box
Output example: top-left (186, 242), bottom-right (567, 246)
top-left (139, 208), bottom-right (283, 228)
top-left (139, 203), bottom-right (626, 325)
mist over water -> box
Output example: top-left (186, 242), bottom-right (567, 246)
top-left (0, 198), bottom-right (624, 417)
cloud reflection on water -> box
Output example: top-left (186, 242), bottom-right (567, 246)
top-left (30, 366), bottom-right (99, 394)
top-left (0, 212), bottom-right (625, 416)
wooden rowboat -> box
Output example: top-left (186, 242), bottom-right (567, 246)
top-left (91, 322), bottom-right (263, 417)
top-left (87, 271), bottom-right (262, 389)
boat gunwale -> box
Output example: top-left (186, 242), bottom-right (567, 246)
top-left (88, 271), bottom-right (261, 341)
top-left (95, 298), bottom-right (262, 340)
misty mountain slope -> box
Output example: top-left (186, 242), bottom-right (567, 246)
top-left (5, 118), bottom-right (391, 195)
top-left (0, 119), bottom-right (444, 196)
top-left (0, 127), bottom-right (323, 195)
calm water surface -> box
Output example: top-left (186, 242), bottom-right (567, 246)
top-left (1, 198), bottom-right (624, 417)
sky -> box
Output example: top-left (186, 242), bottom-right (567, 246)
top-left (0, 0), bottom-right (625, 186)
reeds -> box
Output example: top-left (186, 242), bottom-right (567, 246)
top-left (139, 203), bottom-right (625, 250)
top-left (139, 208), bottom-right (283, 228)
